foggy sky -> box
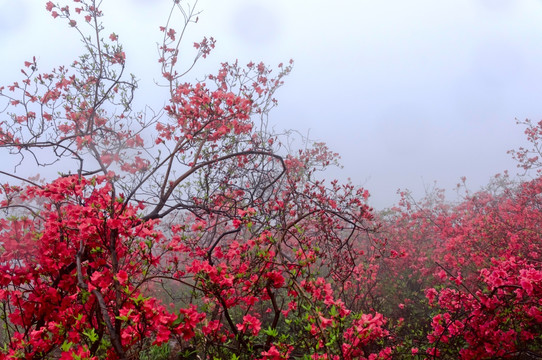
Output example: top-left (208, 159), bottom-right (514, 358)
top-left (2, 0), bottom-right (542, 208)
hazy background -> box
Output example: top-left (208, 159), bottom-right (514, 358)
top-left (2, 0), bottom-right (542, 209)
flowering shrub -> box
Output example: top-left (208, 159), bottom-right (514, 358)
top-left (374, 172), bottom-right (542, 358)
top-left (425, 257), bottom-right (542, 358)
top-left (0, 1), bottom-right (390, 359)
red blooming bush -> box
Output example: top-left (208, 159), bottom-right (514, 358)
top-left (374, 169), bottom-right (542, 357)
top-left (425, 257), bottom-right (542, 359)
top-left (0, 1), bottom-right (392, 359)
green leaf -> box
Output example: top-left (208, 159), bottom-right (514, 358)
top-left (83, 328), bottom-right (99, 343)
top-left (263, 326), bottom-right (278, 337)
top-left (90, 246), bottom-right (102, 254)
top-left (60, 341), bottom-right (73, 352)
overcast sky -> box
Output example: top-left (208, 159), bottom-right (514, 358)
top-left (2, 0), bottom-right (542, 209)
